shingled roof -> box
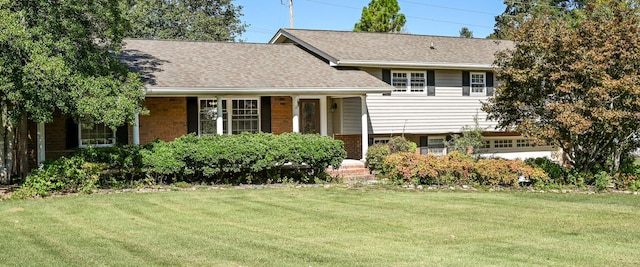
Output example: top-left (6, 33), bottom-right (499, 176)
top-left (270, 29), bottom-right (513, 70)
top-left (119, 39), bottom-right (392, 96)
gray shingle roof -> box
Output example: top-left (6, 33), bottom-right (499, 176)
top-left (119, 39), bottom-right (392, 95)
top-left (271, 29), bottom-right (513, 67)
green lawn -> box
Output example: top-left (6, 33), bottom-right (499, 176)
top-left (1, 187), bottom-right (639, 266)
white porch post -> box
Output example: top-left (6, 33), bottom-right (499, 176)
top-left (133, 112), bottom-right (140, 145)
top-left (216, 96), bottom-right (224, 135)
top-left (361, 95), bottom-right (368, 161)
top-left (292, 96), bottom-right (300, 133)
top-left (37, 122), bottom-right (45, 164)
top-left (320, 96), bottom-right (328, 136)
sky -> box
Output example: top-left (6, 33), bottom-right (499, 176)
top-left (234, 0), bottom-right (507, 43)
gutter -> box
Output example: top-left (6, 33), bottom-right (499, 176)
top-left (336, 60), bottom-right (495, 71)
top-left (143, 87), bottom-right (392, 96)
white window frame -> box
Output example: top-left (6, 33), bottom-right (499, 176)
top-left (198, 97), bottom-right (260, 135)
top-left (391, 71), bottom-right (427, 94)
top-left (470, 72), bottom-right (486, 96)
top-left (427, 136), bottom-right (446, 156)
top-left (78, 123), bottom-right (116, 148)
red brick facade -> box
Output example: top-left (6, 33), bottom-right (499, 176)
top-left (138, 97), bottom-right (188, 144)
top-left (271, 96), bottom-right (293, 134)
top-left (334, 134), bottom-right (363, 160)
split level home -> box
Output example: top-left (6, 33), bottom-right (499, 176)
top-left (29, 29), bottom-right (557, 166)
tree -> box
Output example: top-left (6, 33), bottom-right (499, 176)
top-left (459, 27), bottom-right (474, 38)
top-left (488, 0), bottom-right (587, 39)
top-left (483, 1), bottom-right (640, 174)
top-left (354, 0), bottom-right (406, 32)
top-left (445, 115), bottom-right (484, 155)
top-left (125, 0), bottom-right (248, 41)
top-left (0, 0), bottom-right (145, 183)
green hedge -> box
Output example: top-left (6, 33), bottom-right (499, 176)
top-left (141, 133), bottom-right (346, 184)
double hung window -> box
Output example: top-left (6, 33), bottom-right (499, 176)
top-left (79, 123), bottom-right (116, 147)
top-left (199, 98), bottom-right (259, 135)
top-left (392, 71), bottom-right (426, 93)
top-left (470, 72), bottom-right (486, 95)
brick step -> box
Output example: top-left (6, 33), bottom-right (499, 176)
top-left (328, 167), bottom-right (374, 180)
top-left (329, 168), bottom-right (371, 176)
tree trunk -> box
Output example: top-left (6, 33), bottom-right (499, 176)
top-left (0, 124), bottom-right (14, 185)
top-left (15, 113), bottom-right (29, 178)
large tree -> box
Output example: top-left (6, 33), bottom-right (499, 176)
top-left (125, 0), bottom-right (247, 41)
top-left (459, 27), bottom-right (473, 38)
top-left (0, 0), bottom-right (145, 183)
top-left (354, 0), bottom-right (406, 32)
top-left (489, 0), bottom-right (587, 39)
top-left (483, 1), bottom-right (640, 174)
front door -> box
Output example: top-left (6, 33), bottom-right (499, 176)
top-left (299, 99), bottom-right (320, 134)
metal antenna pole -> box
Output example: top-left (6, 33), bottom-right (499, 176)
top-left (289, 0), bottom-right (294, 28)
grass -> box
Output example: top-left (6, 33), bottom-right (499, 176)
top-left (1, 187), bottom-right (639, 266)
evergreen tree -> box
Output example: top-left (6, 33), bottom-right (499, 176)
top-left (354, 0), bottom-right (406, 32)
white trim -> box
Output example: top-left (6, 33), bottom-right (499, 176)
top-left (269, 30), bottom-right (340, 65)
top-left (133, 112), bottom-right (140, 145)
top-left (470, 72), bottom-right (486, 96)
top-left (143, 87), bottom-right (392, 96)
top-left (292, 96), bottom-right (300, 133)
top-left (78, 123), bottom-right (116, 148)
top-left (198, 97), bottom-right (260, 135)
top-left (361, 95), bottom-right (368, 161)
top-left (337, 60), bottom-right (495, 70)
top-left (319, 96), bottom-right (328, 136)
top-left (37, 122), bottom-right (45, 163)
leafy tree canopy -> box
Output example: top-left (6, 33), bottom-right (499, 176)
top-left (483, 1), bottom-right (640, 174)
top-left (488, 0), bottom-right (587, 39)
top-left (354, 0), bottom-right (406, 32)
top-left (125, 0), bottom-right (248, 41)
top-left (0, 0), bottom-right (145, 181)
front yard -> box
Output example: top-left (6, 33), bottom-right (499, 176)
top-left (1, 186), bottom-right (639, 266)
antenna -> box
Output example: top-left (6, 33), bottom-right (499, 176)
top-left (281, 0), bottom-right (294, 28)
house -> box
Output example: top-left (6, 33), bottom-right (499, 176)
top-left (32, 29), bottom-right (557, 165)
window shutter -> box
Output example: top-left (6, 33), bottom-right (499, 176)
top-left (486, 72), bottom-right (494, 96)
top-left (186, 97), bottom-right (199, 134)
top-left (66, 118), bottom-right (79, 149)
top-left (382, 69), bottom-right (391, 84)
top-left (462, 71), bottom-right (470, 96)
top-left (260, 96), bottom-right (271, 133)
top-left (419, 136), bottom-right (428, 155)
top-left (427, 70), bottom-right (435, 96)
top-left (116, 125), bottom-right (129, 145)
top-left (368, 137), bottom-right (374, 146)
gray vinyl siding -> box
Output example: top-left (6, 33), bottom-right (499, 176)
top-left (342, 97), bottom-right (362, 134)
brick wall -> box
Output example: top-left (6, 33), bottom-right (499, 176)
top-left (45, 110), bottom-right (73, 160)
top-left (334, 134), bottom-right (362, 160)
top-left (271, 96), bottom-right (292, 134)
top-left (139, 97), bottom-right (188, 144)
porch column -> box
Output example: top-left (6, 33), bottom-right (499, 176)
top-left (361, 95), bottom-right (368, 161)
top-left (216, 96), bottom-right (224, 135)
top-left (37, 122), bottom-right (45, 164)
top-left (320, 96), bottom-right (328, 136)
top-left (292, 96), bottom-right (300, 133)
top-left (133, 112), bottom-right (140, 145)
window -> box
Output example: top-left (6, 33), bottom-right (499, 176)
top-left (392, 71), bottom-right (426, 93)
top-left (427, 137), bottom-right (446, 156)
top-left (199, 98), bottom-right (259, 135)
top-left (482, 140), bottom-right (491, 149)
top-left (79, 123), bottom-right (116, 147)
top-left (373, 137), bottom-right (390, 144)
top-left (516, 139), bottom-right (532, 148)
top-left (494, 139), bottom-right (513, 148)
top-left (470, 72), bottom-right (486, 95)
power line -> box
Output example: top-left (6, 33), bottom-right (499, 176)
top-left (304, 0), bottom-right (494, 29)
top-left (399, 0), bottom-right (497, 16)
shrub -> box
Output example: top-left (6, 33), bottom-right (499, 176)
top-left (594, 171), bottom-right (611, 192)
top-left (475, 158), bottom-right (548, 187)
top-left (525, 157), bottom-right (568, 183)
top-left (365, 144), bottom-right (390, 174)
top-left (142, 133), bottom-right (346, 184)
top-left (13, 156), bottom-right (103, 198)
top-left (72, 144), bottom-right (150, 183)
top-left (387, 136), bottom-right (417, 154)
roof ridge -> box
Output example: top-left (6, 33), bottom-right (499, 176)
top-left (281, 28), bottom-right (510, 42)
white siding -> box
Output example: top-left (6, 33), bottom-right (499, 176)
top-left (366, 94), bottom-right (494, 134)
top-left (434, 70), bottom-right (464, 97)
